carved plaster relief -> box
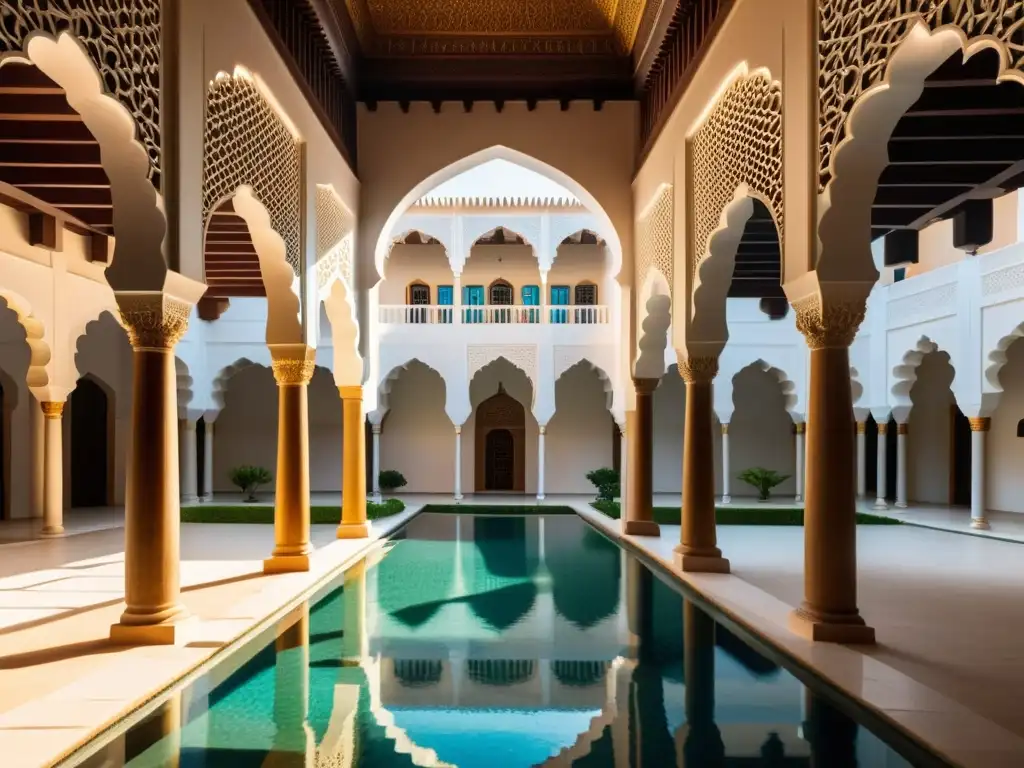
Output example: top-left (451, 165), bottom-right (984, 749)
top-left (203, 72), bottom-right (302, 272)
top-left (635, 185), bottom-right (673, 290)
top-left (691, 73), bottom-right (783, 283)
top-left (315, 185), bottom-right (355, 291)
top-left (819, 1), bottom-right (1024, 192)
top-left (468, 345), bottom-right (538, 388)
top-left (982, 263), bottom-right (1024, 297)
top-left (886, 283), bottom-right (957, 327)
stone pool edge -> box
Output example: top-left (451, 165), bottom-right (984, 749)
top-left (572, 503), bottom-right (1024, 768)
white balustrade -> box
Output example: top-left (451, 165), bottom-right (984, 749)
top-left (378, 305), bottom-right (454, 324)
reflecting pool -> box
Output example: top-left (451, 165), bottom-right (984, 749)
top-left (79, 513), bottom-right (930, 767)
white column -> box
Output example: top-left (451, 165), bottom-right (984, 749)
top-left (30, 395), bottom-right (45, 518)
top-left (794, 423), bottom-right (805, 503)
top-left (720, 424), bottom-right (731, 504)
top-left (371, 424), bottom-right (382, 500)
top-left (41, 401), bottom-right (65, 536)
top-left (453, 273), bottom-right (462, 325)
top-left (856, 421), bottom-right (867, 499)
top-left (895, 423), bottom-right (908, 509)
top-left (874, 422), bottom-right (888, 509)
top-left (202, 420), bottom-right (214, 501)
top-left (969, 418), bottom-right (990, 530)
top-left (179, 419), bottom-right (198, 503)
top-left (454, 425), bottom-right (463, 501)
top-left (537, 425), bottom-right (546, 501)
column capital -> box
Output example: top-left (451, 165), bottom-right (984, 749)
top-left (270, 344), bottom-right (316, 386)
top-left (371, 424), bottom-right (382, 435)
top-left (631, 377), bottom-right (659, 395)
top-left (856, 421), bottom-right (866, 434)
top-left (41, 401), bottom-right (64, 419)
top-left (876, 422), bottom-right (888, 435)
top-left (792, 294), bottom-right (865, 350)
top-left (794, 422), bottom-right (806, 435)
top-left (338, 385), bottom-right (363, 400)
top-left (538, 425), bottom-right (547, 435)
top-left (721, 423), bottom-right (729, 435)
top-left (454, 425), bottom-right (462, 435)
top-left (968, 417), bottom-right (991, 432)
top-left (676, 355), bottom-right (718, 384)
top-left (897, 423), bottom-right (909, 435)
top-left (115, 292), bottom-right (192, 351)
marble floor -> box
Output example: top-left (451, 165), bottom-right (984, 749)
top-left (576, 505), bottom-right (1024, 767)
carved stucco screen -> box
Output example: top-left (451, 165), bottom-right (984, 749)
top-left (818, 0), bottom-right (1024, 194)
top-left (635, 185), bottom-right (673, 292)
top-left (203, 73), bottom-right (302, 271)
top-left (690, 73), bottom-right (783, 284)
top-left (315, 185), bottom-right (355, 294)
top-left (0, 1), bottom-right (162, 182)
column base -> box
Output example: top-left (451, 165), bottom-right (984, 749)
top-left (970, 517), bottom-right (991, 531)
top-left (794, 495), bottom-right (802, 503)
top-left (721, 495), bottom-right (731, 505)
top-left (873, 499), bottom-right (888, 510)
top-left (673, 546), bottom-right (730, 574)
top-left (454, 493), bottom-right (463, 501)
top-left (622, 519), bottom-right (660, 537)
top-left (263, 553), bottom-right (312, 574)
top-left (40, 526), bottom-right (65, 537)
top-left (110, 614), bottom-right (197, 646)
top-left (536, 494), bottom-right (545, 501)
top-left (894, 501), bottom-right (908, 509)
top-left (337, 522), bottom-right (370, 539)
top-left (181, 495), bottom-right (199, 505)
top-left (788, 608), bottom-right (875, 644)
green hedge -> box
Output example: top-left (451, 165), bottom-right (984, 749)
top-left (181, 498), bottom-right (405, 524)
top-left (421, 504), bottom-right (576, 515)
top-left (591, 500), bottom-right (900, 526)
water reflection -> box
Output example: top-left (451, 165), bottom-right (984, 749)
top-left (83, 513), bottom-right (918, 768)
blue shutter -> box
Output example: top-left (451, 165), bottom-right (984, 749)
top-left (437, 285), bottom-right (453, 323)
top-left (550, 285), bottom-right (569, 323)
top-left (521, 285), bottom-right (539, 322)
top-left (893, 268), bottom-right (906, 283)
top-left (463, 285), bottom-right (484, 323)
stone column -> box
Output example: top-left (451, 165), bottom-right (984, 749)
top-left (720, 424), bottom-right (731, 504)
top-left (680, 599), bottom-right (724, 764)
top-left (338, 385), bottom-right (369, 539)
top-left (895, 423), bottom-right (908, 509)
top-left (803, 688), bottom-right (859, 768)
top-left (266, 605), bottom-right (314, 768)
top-left (110, 294), bottom-right (192, 645)
top-left (30, 394), bottom-right (44, 518)
top-left (453, 272), bottom-right (462, 325)
top-left (371, 424), bottom-right (382, 500)
top-left (794, 422), bottom-right (806, 503)
top-left (454, 425), bottom-right (463, 500)
top-left (178, 419), bottom-right (198, 504)
top-left (41, 401), bottom-right (65, 536)
top-left (789, 299), bottom-right (874, 644)
top-left (265, 350), bottom-right (315, 574)
top-left (537, 425), bottom-right (547, 501)
top-left (676, 357), bottom-right (729, 573)
top-left (855, 421), bottom-right (866, 499)
top-left (202, 421), bottom-right (214, 501)
top-left (874, 422), bottom-right (888, 509)
top-left (969, 417), bottom-right (990, 530)
top-left (624, 378), bottom-right (659, 536)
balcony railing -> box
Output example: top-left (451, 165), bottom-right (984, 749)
top-left (379, 305), bottom-right (609, 325)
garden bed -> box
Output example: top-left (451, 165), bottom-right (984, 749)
top-left (591, 501), bottom-right (900, 526)
top-left (420, 504), bottom-right (576, 515)
top-left (180, 498), bottom-right (405, 524)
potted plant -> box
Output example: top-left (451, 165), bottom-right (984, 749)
top-left (378, 469), bottom-right (407, 495)
top-left (737, 467), bottom-right (790, 502)
top-left (586, 467), bottom-right (620, 502)
top-left (228, 465), bottom-right (272, 502)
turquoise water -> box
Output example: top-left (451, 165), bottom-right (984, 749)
top-left (96, 514), bottom-right (929, 767)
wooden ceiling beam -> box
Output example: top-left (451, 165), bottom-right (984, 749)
top-left (0, 165), bottom-right (109, 186)
top-left (0, 142), bottom-right (102, 165)
top-left (0, 119), bottom-right (93, 142)
top-left (0, 91), bottom-right (77, 117)
top-left (886, 138), bottom-right (1022, 164)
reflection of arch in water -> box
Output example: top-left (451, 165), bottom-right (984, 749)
top-left (553, 660), bottom-right (610, 688)
top-left (467, 659), bottom-right (535, 686)
top-left (376, 539), bottom-right (458, 628)
top-left (547, 525), bottom-right (621, 629)
top-left (464, 517), bottom-right (539, 631)
top-left (393, 659), bottom-right (444, 689)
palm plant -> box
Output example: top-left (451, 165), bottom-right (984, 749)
top-left (228, 465), bottom-right (272, 502)
top-left (737, 467), bottom-right (790, 501)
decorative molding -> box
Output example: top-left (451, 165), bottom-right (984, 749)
top-left (886, 283), bottom-right (957, 326)
top-left (676, 355), bottom-right (719, 383)
top-left (818, 1), bottom-right (1024, 192)
top-left (467, 345), bottom-right (538, 387)
top-left (691, 73), bottom-right (783, 283)
top-left (116, 293), bottom-right (192, 351)
top-left (792, 294), bottom-right (865, 350)
top-left (982, 263), bottom-right (1024, 297)
top-left (203, 72), bottom-right (302, 271)
top-left (0, 1), bottom-right (162, 182)
top-left (636, 185), bottom-right (673, 290)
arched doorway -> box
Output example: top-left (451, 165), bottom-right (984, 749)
top-left (70, 377), bottom-right (111, 507)
top-left (475, 384), bottom-right (525, 492)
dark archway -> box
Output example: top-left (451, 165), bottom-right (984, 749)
top-left (70, 377), bottom-right (112, 507)
top-left (485, 428), bottom-right (514, 490)
top-left (864, 414), bottom-right (897, 502)
top-left (474, 385), bottom-right (526, 492)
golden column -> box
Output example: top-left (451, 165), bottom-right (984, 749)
top-left (624, 378), bottom-right (660, 536)
top-left (675, 356), bottom-right (729, 573)
top-left (265, 605), bottom-right (314, 768)
top-left (265, 348), bottom-right (316, 574)
top-left (110, 294), bottom-right (192, 645)
top-left (338, 385), bottom-right (369, 539)
top-left (789, 298), bottom-right (874, 644)
top-left (40, 401), bottom-right (65, 536)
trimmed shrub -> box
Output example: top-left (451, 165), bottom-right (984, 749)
top-left (586, 467), bottom-right (620, 502)
top-left (228, 465), bottom-right (272, 502)
top-left (379, 469), bottom-right (408, 493)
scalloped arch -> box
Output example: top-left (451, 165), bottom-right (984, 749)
top-left (890, 336), bottom-right (957, 406)
top-left (984, 321), bottom-right (1024, 391)
top-left (634, 268), bottom-right (672, 380)
top-left (0, 291), bottom-right (50, 390)
top-left (732, 358), bottom-right (797, 414)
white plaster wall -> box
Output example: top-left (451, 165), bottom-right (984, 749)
top-left (988, 339), bottom-right (1024, 513)
top-left (546, 363), bottom-right (614, 494)
top-left (907, 352), bottom-right (956, 505)
top-left (729, 366), bottom-right (797, 498)
top-left (214, 366), bottom-right (342, 492)
top-left (379, 361), bottom-right (454, 493)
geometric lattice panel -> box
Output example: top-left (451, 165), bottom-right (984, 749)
top-left (635, 185), bottom-right (673, 292)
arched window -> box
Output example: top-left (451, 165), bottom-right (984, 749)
top-left (407, 282), bottom-right (430, 323)
top-left (1017, 419), bottom-right (1024, 438)
top-left (489, 280), bottom-right (513, 305)
top-left (574, 282), bottom-right (598, 324)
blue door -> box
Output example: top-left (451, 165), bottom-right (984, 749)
top-left (463, 285), bottom-right (484, 323)
top-left (550, 285), bottom-right (569, 324)
top-left (521, 285), bottom-right (539, 323)
top-left (438, 285), bottom-right (453, 323)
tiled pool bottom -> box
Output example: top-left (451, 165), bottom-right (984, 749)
top-left (74, 514), bottom-right (933, 767)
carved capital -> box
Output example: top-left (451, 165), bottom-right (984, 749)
top-left (41, 401), bottom-right (64, 419)
top-left (676, 355), bottom-right (718, 384)
top-left (539, 425), bottom-right (547, 435)
top-left (897, 423), bottom-right (909, 436)
top-left (632, 377), bottom-right (659, 395)
top-left (856, 421), bottom-right (866, 434)
top-left (721, 423), bottom-right (729, 435)
top-left (271, 359), bottom-right (315, 386)
top-left (969, 417), bottom-right (991, 432)
top-left (116, 293), bottom-right (192, 351)
top-left (877, 422), bottom-right (888, 436)
top-left (792, 295), bottom-right (865, 350)
top-left (371, 424), bottom-right (382, 435)
top-left (794, 422), bottom-right (806, 435)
